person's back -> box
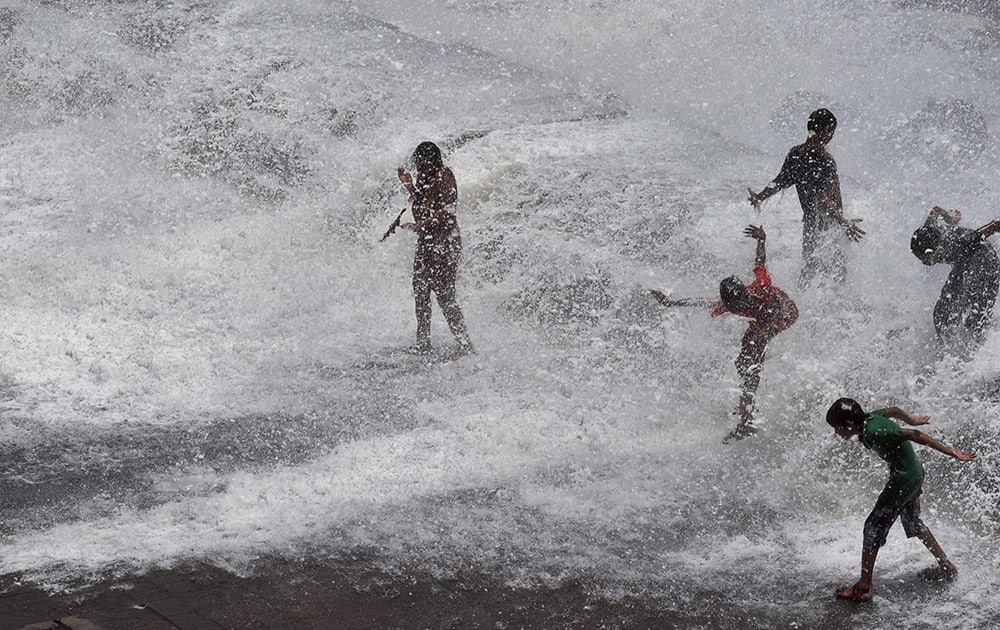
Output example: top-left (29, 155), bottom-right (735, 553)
top-left (773, 141), bottom-right (841, 233)
top-left (912, 207), bottom-right (1000, 354)
top-left (411, 165), bottom-right (459, 240)
top-left (938, 223), bottom-right (1000, 284)
top-left (862, 409), bottom-right (924, 497)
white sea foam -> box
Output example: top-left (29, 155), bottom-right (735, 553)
top-left (1, 0), bottom-right (999, 626)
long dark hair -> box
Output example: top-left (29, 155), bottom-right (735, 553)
top-left (412, 141), bottom-right (443, 171)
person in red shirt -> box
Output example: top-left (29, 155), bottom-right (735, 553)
top-left (712, 225), bottom-right (798, 441)
top-left (651, 225), bottom-right (798, 441)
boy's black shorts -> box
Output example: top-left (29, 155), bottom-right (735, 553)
top-left (863, 492), bottom-right (928, 551)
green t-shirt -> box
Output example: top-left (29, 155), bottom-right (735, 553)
top-left (861, 409), bottom-right (924, 504)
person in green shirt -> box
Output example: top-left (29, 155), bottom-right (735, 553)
top-left (825, 397), bottom-right (976, 602)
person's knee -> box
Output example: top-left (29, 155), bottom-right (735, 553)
top-left (863, 508), bottom-right (894, 551)
top-left (862, 523), bottom-right (888, 552)
top-left (901, 518), bottom-right (928, 539)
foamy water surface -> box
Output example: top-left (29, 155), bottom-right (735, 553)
top-left (1, 1), bottom-right (1000, 627)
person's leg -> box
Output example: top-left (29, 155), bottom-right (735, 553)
top-left (855, 507), bottom-right (893, 592)
top-left (412, 255), bottom-right (433, 351)
top-left (726, 323), bottom-right (773, 440)
top-left (961, 271), bottom-right (998, 352)
top-left (827, 237), bottom-right (847, 285)
top-left (901, 497), bottom-right (958, 580)
top-left (430, 248), bottom-right (473, 353)
top-left (810, 227), bottom-right (847, 285)
top-left (799, 227), bottom-right (820, 288)
top-left (934, 274), bottom-right (964, 346)
top-left (836, 547), bottom-right (877, 601)
top-left (915, 530), bottom-right (957, 579)
top-left (859, 547), bottom-right (877, 588)
top-left (434, 280), bottom-right (473, 352)
top-left (734, 323), bottom-right (771, 423)
top-left (838, 492), bottom-right (900, 599)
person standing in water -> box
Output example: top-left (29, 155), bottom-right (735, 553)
top-left (825, 398), bottom-right (975, 603)
top-left (748, 108), bottom-right (865, 287)
top-left (654, 225), bottom-right (798, 441)
top-left (910, 205), bottom-right (1000, 357)
top-left (396, 141), bottom-right (473, 355)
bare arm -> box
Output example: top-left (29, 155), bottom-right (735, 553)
top-left (901, 429), bottom-right (976, 461)
top-left (748, 149), bottom-right (800, 210)
top-left (978, 219), bottom-right (1000, 238)
top-left (744, 224), bottom-right (766, 267)
top-left (397, 166), bottom-right (416, 197)
top-left (822, 185), bottom-right (865, 242)
top-left (748, 183), bottom-right (782, 210)
top-left (649, 289), bottom-right (713, 308)
top-left (884, 406), bottom-right (930, 426)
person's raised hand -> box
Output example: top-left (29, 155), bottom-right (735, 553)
top-left (744, 224), bottom-right (766, 241)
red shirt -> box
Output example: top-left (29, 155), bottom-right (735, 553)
top-left (710, 266), bottom-right (798, 332)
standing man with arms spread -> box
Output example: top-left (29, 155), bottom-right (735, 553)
top-left (748, 108), bottom-right (865, 287)
top-left (396, 141), bottom-right (474, 356)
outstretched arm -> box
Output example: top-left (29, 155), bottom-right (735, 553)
top-left (744, 225), bottom-right (766, 267)
top-left (901, 429), bottom-right (976, 461)
top-left (748, 150), bottom-right (800, 210)
top-left (884, 406), bottom-right (930, 426)
top-left (823, 186), bottom-right (865, 242)
top-left (978, 219), bottom-right (1000, 238)
top-left (748, 183), bottom-right (782, 210)
top-left (649, 289), bottom-right (713, 308)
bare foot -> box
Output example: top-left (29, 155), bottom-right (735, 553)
top-left (918, 562), bottom-right (958, 582)
top-left (723, 423), bottom-right (757, 444)
top-left (835, 582), bottom-right (873, 602)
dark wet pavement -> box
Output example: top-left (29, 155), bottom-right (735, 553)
top-left (1, 558), bottom-right (675, 630)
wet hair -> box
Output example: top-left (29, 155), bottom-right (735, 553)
top-left (910, 224), bottom-right (943, 262)
top-left (719, 276), bottom-right (751, 312)
top-left (807, 108), bottom-right (837, 135)
top-left (412, 141), bottom-right (443, 170)
top-left (826, 397), bottom-right (867, 430)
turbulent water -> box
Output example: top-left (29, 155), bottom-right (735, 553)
top-left (2, 0), bottom-right (1000, 627)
